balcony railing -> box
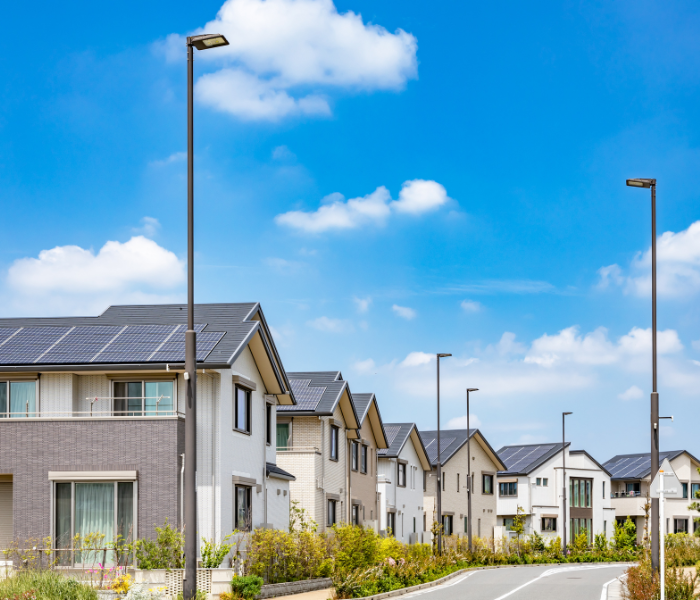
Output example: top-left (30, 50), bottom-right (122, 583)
top-left (611, 491), bottom-right (642, 498)
top-left (0, 396), bottom-right (179, 419)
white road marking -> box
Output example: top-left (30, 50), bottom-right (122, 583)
top-left (491, 564), bottom-right (624, 600)
top-left (400, 572), bottom-right (476, 598)
top-left (600, 577), bottom-right (619, 600)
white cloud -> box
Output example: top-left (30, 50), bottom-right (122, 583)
top-left (598, 220), bottom-right (700, 298)
top-left (353, 358), bottom-right (376, 373)
top-left (274, 180), bottom-right (451, 233)
top-left (5, 235), bottom-right (185, 316)
top-left (353, 296), bottom-right (371, 313)
top-left (446, 414), bottom-right (482, 430)
top-left (390, 180), bottom-right (449, 215)
top-left (618, 385), bottom-right (644, 401)
top-left (166, 0), bottom-right (417, 121)
top-left (693, 339), bottom-right (700, 351)
top-left (272, 145), bottom-right (297, 162)
top-left (392, 304), bottom-right (416, 320)
top-left (460, 300), bottom-right (481, 313)
top-left (149, 151), bottom-right (186, 167)
top-left (524, 325), bottom-right (682, 368)
top-left (307, 316), bottom-right (353, 333)
top-left (132, 216), bottom-right (161, 238)
top-left (400, 351), bottom-right (433, 368)
top-left (492, 332), bottom-right (526, 356)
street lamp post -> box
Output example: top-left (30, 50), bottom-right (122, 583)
top-left (184, 32), bottom-right (229, 600)
top-left (626, 177), bottom-right (659, 572)
top-left (466, 388), bottom-right (478, 552)
top-left (436, 353), bottom-right (451, 555)
top-left (562, 412), bottom-right (572, 555)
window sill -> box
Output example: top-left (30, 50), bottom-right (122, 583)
top-left (233, 428), bottom-right (252, 436)
top-left (330, 457), bottom-right (339, 462)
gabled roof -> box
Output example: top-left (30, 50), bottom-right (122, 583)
top-left (266, 462), bottom-right (296, 481)
top-left (419, 429), bottom-right (506, 471)
top-left (279, 371), bottom-right (360, 430)
top-left (603, 450), bottom-right (700, 481)
top-left (351, 393), bottom-right (389, 449)
top-left (0, 303), bottom-right (295, 403)
top-left (497, 442), bottom-right (569, 476)
top-left (379, 423), bottom-right (431, 471)
top-left (570, 450), bottom-right (612, 477)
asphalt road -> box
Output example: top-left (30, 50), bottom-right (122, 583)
top-left (398, 564), bottom-right (628, 600)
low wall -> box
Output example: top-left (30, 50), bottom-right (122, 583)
top-left (258, 578), bottom-right (333, 599)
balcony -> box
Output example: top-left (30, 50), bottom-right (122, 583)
top-left (612, 491), bottom-right (642, 498)
top-left (0, 396), bottom-right (182, 420)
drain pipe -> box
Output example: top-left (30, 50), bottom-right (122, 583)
top-left (180, 453), bottom-right (186, 533)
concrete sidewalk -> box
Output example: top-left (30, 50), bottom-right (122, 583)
top-left (270, 588), bottom-right (336, 600)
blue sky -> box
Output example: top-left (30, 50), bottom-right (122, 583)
top-left (3, 0), bottom-right (700, 461)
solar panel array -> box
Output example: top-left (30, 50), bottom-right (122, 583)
top-left (287, 379), bottom-right (326, 411)
top-left (424, 436), bottom-right (456, 464)
top-left (0, 324), bottom-right (224, 365)
top-left (604, 451), bottom-right (678, 479)
top-left (499, 444), bottom-right (559, 473)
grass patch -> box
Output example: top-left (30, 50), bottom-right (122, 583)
top-left (0, 570), bottom-right (97, 600)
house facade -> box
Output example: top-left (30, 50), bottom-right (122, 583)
top-left (377, 423), bottom-right (431, 543)
top-left (497, 443), bottom-right (614, 544)
top-left (420, 429), bottom-right (506, 539)
top-left (348, 394), bottom-right (389, 530)
top-left (0, 303), bottom-right (296, 559)
top-left (276, 372), bottom-right (362, 532)
top-left (603, 450), bottom-right (700, 541)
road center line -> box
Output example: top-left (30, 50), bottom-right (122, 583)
top-left (491, 564), bottom-right (624, 600)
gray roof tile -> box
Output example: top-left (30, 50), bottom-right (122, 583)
top-left (497, 443), bottom-right (569, 475)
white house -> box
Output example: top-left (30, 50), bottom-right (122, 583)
top-left (604, 450), bottom-right (700, 542)
top-left (497, 443), bottom-right (614, 544)
top-left (377, 423), bottom-right (431, 543)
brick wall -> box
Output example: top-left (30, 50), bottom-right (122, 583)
top-left (0, 418), bottom-right (183, 543)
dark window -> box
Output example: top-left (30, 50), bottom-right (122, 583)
top-left (499, 481), bottom-right (517, 497)
top-left (327, 499), bottom-right (337, 527)
top-left (674, 518), bottom-right (688, 534)
top-left (235, 485), bottom-right (252, 530)
top-left (352, 442), bottom-right (359, 471)
top-left (361, 445), bottom-right (368, 474)
top-left (603, 481), bottom-right (606, 499)
top-left (683, 483), bottom-right (688, 499)
top-left (625, 482), bottom-right (641, 497)
top-left (423, 513), bottom-right (426, 531)
top-left (235, 386), bottom-right (251, 433)
top-left (457, 473), bottom-right (460, 492)
top-left (442, 515), bottom-right (453, 535)
top-left (464, 516), bottom-right (468, 533)
top-left (398, 463), bottom-right (406, 487)
top-left (503, 518), bottom-right (515, 530)
top-left (543, 478), bottom-right (548, 486)
top-left (266, 404), bottom-right (272, 445)
top-left (277, 423), bottom-right (290, 449)
top-left (330, 425), bottom-right (339, 460)
top-left (442, 473), bottom-right (445, 491)
top-left (352, 504), bottom-right (359, 526)
top-left (542, 517), bottom-right (557, 532)
top-left (482, 474), bottom-right (494, 495)
top-left (570, 478), bottom-right (592, 508)
top-left (387, 511), bottom-right (395, 534)
top-left (413, 517), bottom-right (416, 533)
top-left (693, 483), bottom-right (700, 499)
top-left (423, 471), bottom-right (427, 492)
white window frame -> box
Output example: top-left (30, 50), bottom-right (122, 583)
top-left (110, 379), bottom-right (176, 416)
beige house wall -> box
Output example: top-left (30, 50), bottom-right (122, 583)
top-left (350, 415), bottom-right (379, 529)
top-left (424, 437), bottom-right (499, 539)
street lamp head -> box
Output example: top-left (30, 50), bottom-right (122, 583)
top-left (626, 178), bottom-right (655, 189)
top-left (437, 353), bottom-right (452, 358)
top-left (563, 412), bottom-right (573, 416)
top-left (467, 388), bottom-right (479, 392)
top-left (189, 34), bottom-right (229, 50)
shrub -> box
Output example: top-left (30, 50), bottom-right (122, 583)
top-left (201, 533), bottom-right (235, 568)
top-left (622, 558), bottom-right (698, 600)
top-left (229, 575), bottom-right (264, 599)
top-left (0, 570), bottom-right (97, 600)
top-left (613, 517), bottom-right (637, 551)
top-left (135, 520), bottom-right (184, 570)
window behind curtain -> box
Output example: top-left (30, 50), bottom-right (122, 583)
top-left (235, 485), bottom-right (251, 530)
top-left (277, 423), bottom-right (290, 449)
top-left (327, 500), bottom-right (336, 526)
top-left (483, 474), bottom-right (493, 495)
top-left (499, 482), bottom-right (517, 496)
top-left (144, 381), bottom-right (173, 415)
top-left (351, 442), bottom-right (358, 471)
top-left (55, 483), bottom-right (72, 563)
top-left (117, 482), bottom-right (134, 541)
top-left (7, 382), bottom-right (36, 417)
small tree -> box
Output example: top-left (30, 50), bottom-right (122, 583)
top-left (613, 516), bottom-right (637, 551)
top-left (512, 506), bottom-right (526, 557)
top-left (687, 467), bottom-right (700, 536)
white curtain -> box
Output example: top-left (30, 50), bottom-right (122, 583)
top-left (10, 381), bottom-right (36, 417)
top-left (145, 381), bottom-right (173, 415)
top-left (75, 483), bottom-right (114, 544)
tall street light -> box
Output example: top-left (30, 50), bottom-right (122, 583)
top-left (562, 412), bottom-right (572, 555)
top-left (184, 32), bottom-right (229, 600)
top-left (626, 177), bottom-right (659, 572)
top-left (466, 388), bottom-right (478, 552)
top-left (436, 353), bottom-right (451, 555)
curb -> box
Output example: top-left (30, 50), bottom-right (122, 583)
top-left (355, 561), bottom-right (634, 600)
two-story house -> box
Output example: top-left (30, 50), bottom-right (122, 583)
top-left (0, 303), bottom-right (296, 560)
top-left (603, 450), bottom-right (700, 541)
top-left (497, 443), bottom-right (614, 544)
top-left (377, 423), bottom-right (431, 543)
top-left (275, 371), bottom-right (362, 532)
top-left (348, 394), bottom-right (389, 530)
top-left (420, 429), bottom-right (506, 539)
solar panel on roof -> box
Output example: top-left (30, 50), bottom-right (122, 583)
top-left (500, 444), bottom-right (558, 473)
top-left (286, 379), bottom-right (327, 411)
